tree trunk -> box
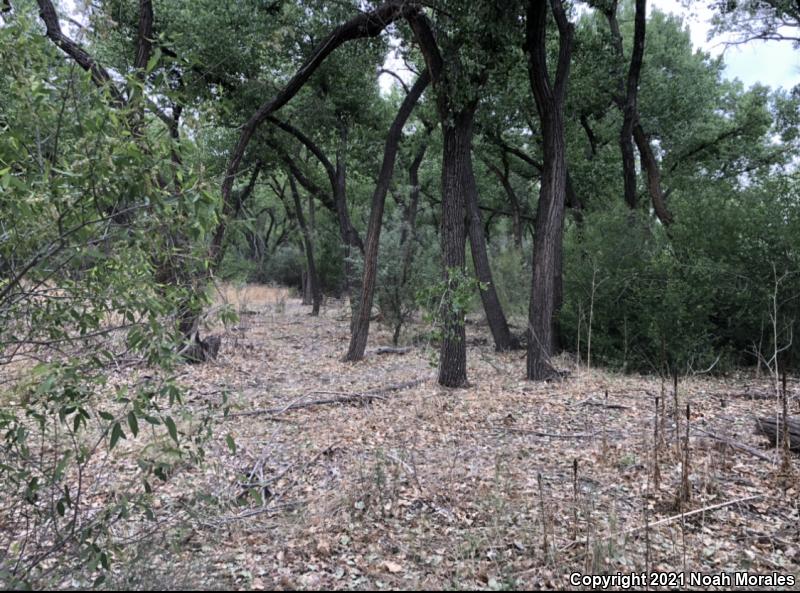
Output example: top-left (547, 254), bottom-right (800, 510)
top-left (633, 122), bottom-right (674, 225)
top-left (552, 211), bottom-right (565, 354)
top-left (528, 116), bottom-right (568, 379)
top-left (437, 109), bottom-right (473, 387)
top-left (346, 71), bottom-right (430, 361)
top-left (462, 110), bottom-right (517, 352)
top-left (604, 0), bottom-right (672, 225)
top-left (393, 136), bottom-right (430, 345)
top-left (288, 174), bottom-right (321, 315)
top-left (525, 0), bottom-right (573, 381)
top-left (301, 270), bottom-right (311, 305)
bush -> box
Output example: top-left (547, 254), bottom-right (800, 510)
top-left (375, 215), bottom-right (440, 344)
top-left (0, 13), bottom-right (216, 587)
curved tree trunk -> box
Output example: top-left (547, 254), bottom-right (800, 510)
top-left (634, 122), bottom-right (674, 225)
top-left (214, 0), bottom-right (407, 266)
top-left (346, 71), bottom-right (430, 361)
top-left (604, 0), bottom-right (672, 225)
top-left (525, 0), bottom-right (573, 381)
top-left (462, 109), bottom-right (517, 352)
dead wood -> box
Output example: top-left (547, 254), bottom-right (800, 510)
top-left (227, 378), bottom-right (427, 418)
top-left (754, 415), bottom-right (800, 451)
top-left (694, 427), bottom-right (774, 461)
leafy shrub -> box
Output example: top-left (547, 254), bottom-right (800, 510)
top-left (0, 12), bottom-right (216, 587)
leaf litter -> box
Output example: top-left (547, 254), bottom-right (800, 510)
top-left (47, 288), bottom-right (800, 589)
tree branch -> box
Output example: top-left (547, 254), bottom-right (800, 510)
top-left (36, 0), bottom-right (125, 106)
top-left (217, 0), bottom-right (410, 263)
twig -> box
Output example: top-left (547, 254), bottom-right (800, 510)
top-left (558, 494), bottom-right (763, 552)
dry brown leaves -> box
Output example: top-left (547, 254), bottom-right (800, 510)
top-left (58, 287), bottom-right (800, 589)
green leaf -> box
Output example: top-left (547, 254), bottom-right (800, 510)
top-left (164, 416), bottom-right (178, 445)
top-left (225, 434), bottom-right (236, 455)
top-left (127, 411), bottom-right (139, 437)
top-left (109, 422), bottom-right (125, 450)
top-left (146, 48), bottom-right (162, 74)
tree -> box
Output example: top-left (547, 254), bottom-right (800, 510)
top-left (215, 1), bottom-right (408, 268)
top-left (710, 0), bottom-right (800, 45)
top-left (406, 3), bottom-right (519, 385)
top-left (524, 0), bottom-right (574, 380)
top-left (346, 70), bottom-right (430, 361)
top-left (594, 0), bottom-right (673, 224)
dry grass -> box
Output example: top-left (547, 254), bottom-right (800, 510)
top-left (213, 282), bottom-right (292, 315)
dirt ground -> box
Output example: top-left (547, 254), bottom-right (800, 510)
top-left (105, 287), bottom-right (800, 590)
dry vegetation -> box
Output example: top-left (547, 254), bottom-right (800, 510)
top-left (7, 285), bottom-right (799, 590)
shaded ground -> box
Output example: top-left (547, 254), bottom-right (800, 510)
top-left (98, 288), bottom-right (800, 589)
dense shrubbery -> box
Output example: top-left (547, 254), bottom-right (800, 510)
top-left (0, 11), bottom-right (217, 587)
top-left (558, 178), bottom-right (800, 375)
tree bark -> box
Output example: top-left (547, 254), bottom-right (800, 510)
top-left (620, 0), bottom-right (645, 210)
top-left (524, 0), bottom-right (573, 381)
top-left (462, 111), bottom-right (518, 352)
top-left (634, 122), bottom-right (674, 225)
top-left (406, 9), bottom-right (472, 387)
top-left (288, 174), bottom-right (321, 315)
top-left (437, 109), bottom-right (472, 387)
top-left (346, 70), bottom-right (430, 361)
top-left (603, 0), bottom-right (672, 225)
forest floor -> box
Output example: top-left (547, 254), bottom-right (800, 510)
top-left (96, 287), bottom-right (800, 589)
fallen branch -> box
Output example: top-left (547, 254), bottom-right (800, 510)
top-left (227, 378), bottom-right (428, 418)
top-left (557, 494), bottom-right (764, 553)
top-left (754, 415), bottom-right (800, 452)
top-left (694, 427), bottom-right (774, 461)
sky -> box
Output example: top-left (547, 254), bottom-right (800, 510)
top-left (379, 1), bottom-right (800, 94)
top-left (652, 0), bottom-right (800, 90)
